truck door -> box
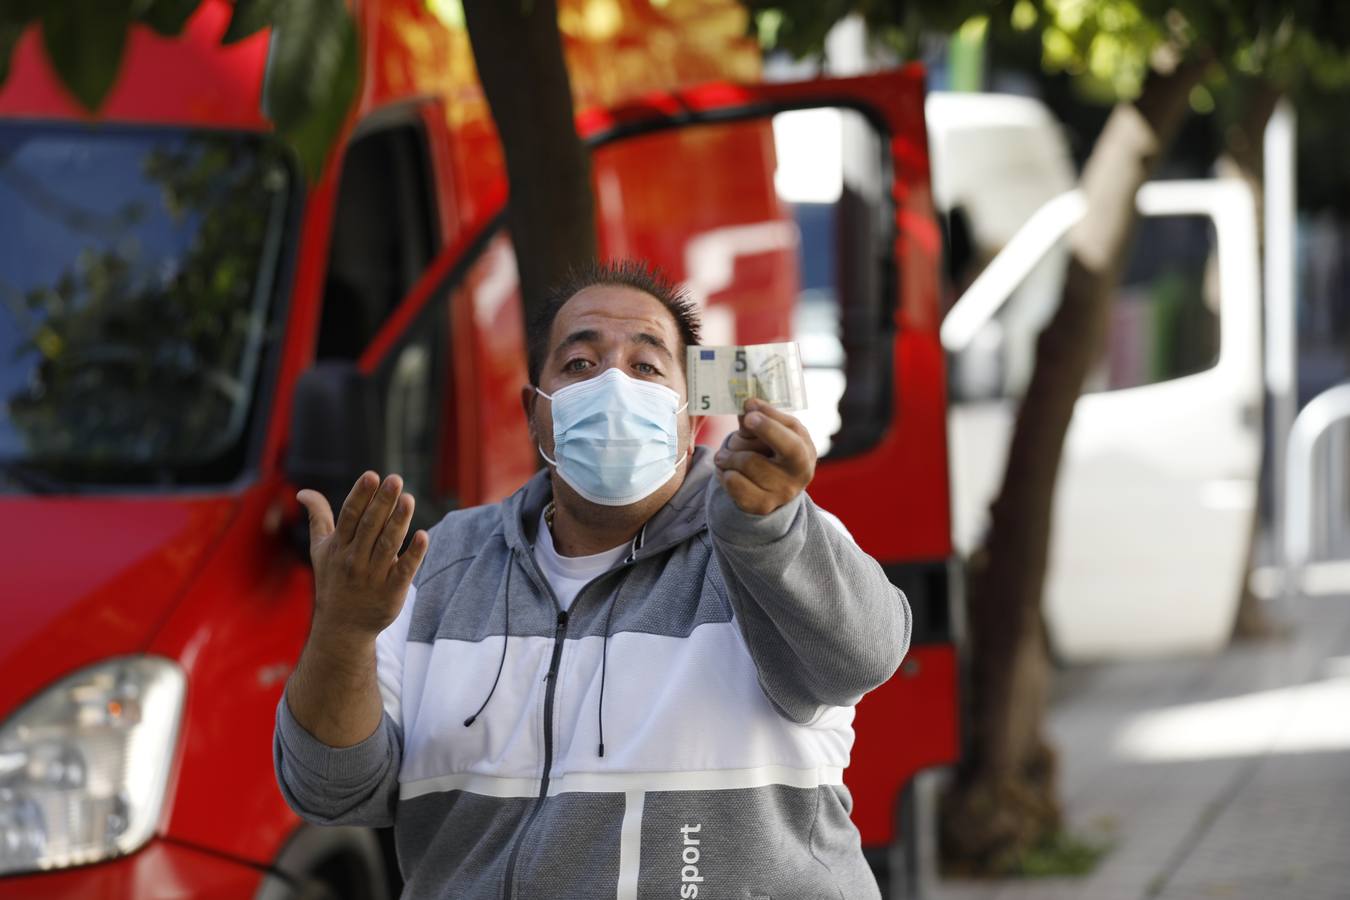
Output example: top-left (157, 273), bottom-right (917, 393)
top-left (315, 115), bottom-right (450, 525)
top-left (944, 180), bottom-right (1263, 661)
top-left (581, 70), bottom-right (961, 867)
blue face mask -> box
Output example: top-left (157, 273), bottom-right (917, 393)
top-left (536, 367), bottom-right (690, 506)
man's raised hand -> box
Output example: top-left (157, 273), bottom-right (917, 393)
top-left (296, 471), bottom-right (429, 640)
top-left (713, 398), bottom-right (817, 515)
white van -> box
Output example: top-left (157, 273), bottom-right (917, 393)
top-left (931, 92), bottom-right (1264, 661)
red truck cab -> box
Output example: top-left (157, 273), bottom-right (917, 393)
top-left (0, 1), bottom-right (958, 895)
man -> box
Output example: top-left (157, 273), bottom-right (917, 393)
top-left (275, 260), bottom-right (911, 899)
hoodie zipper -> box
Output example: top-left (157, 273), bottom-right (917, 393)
top-left (499, 523), bottom-right (676, 898)
top-left (503, 607), bottom-right (569, 899)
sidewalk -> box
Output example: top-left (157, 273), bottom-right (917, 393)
top-left (933, 586), bottom-right (1350, 900)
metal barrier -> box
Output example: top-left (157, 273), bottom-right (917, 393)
top-left (1318, 417), bottom-right (1350, 560)
top-left (1284, 383), bottom-right (1350, 599)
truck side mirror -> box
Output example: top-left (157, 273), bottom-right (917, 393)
top-left (284, 362), bottom-right (386, 559)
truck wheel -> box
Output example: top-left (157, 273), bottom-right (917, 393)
top-left (262, 825), bottom-right (392, 900)
top-left (883, 767), bottom-right (949, 900)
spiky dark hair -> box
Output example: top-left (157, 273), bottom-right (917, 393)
top-left (527, 259), bottom-right (701, 386)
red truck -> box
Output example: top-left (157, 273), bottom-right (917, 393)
top-left (0, 0), bottom-right (958, 895)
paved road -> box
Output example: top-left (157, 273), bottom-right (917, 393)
top-left (933, 587), bottom-right (1350, 900)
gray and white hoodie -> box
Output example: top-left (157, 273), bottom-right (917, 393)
top-left (274, 446), bottom-right (911, 899)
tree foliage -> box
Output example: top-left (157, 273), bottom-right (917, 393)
top-left (1029, 0), bottom-right (1350, 103)
top-left (747, 0), bottom-right (983, 58)
top-left (0, 0), bottom-right (358, 179)
top-left (747, 0), bottom-right (1350, 98)
top-left (747, 0), bottom-right (1350, 877)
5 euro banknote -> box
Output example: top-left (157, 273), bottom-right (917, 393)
top-left (686, 342), bottom-right (808, 415)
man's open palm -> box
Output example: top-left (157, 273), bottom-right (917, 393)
top-left (296, 471), bottom-right (429, 639)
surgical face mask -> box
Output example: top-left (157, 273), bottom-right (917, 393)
top-left (535, 367), bottom-right (689, 506)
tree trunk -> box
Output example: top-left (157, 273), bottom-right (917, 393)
top-left (939, 58), bottom-right (1210, 875)
top-left (462, 0), bottom-right (598, 318)
top-left (1218, 81), bottom-right (1285, 641)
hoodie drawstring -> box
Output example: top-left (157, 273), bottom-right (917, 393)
top-left (598, 524), bottom-right (645, 758)
top-left (463, 524), bottom-right (647, 754)
top-left (464, 549), bottom-right (513, 728)
top-left (597, 590), bottom-right (619, 757)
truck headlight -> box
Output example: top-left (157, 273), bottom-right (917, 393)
top-left (0, 656), bottom-right (185, 875)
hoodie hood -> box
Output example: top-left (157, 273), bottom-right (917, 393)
top-left (499, 445), bottom-right (716, 557)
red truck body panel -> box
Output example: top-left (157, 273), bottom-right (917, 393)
top-left (0, 0), bottom-right (957, 889)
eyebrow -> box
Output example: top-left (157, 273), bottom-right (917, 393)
top-left (555, 329), bottom-right (675, 361)
top-left (632, 332), bottom-right (674, 360)
top-left (557, 329), bottom-right (602, 354)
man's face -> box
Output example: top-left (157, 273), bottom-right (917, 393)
top-left (523, 284), bottom-right (696, 506)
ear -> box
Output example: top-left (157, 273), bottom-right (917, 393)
top-left (521, 385), bottom-right (538, 442)
top-left (689, 415), bottom-right (707, 444)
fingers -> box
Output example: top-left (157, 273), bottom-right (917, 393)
top-left (335, 471), bottom-right (380, 544)
top-left (733, 412), bottom-right (763, 441)
top-left (370, 490), bottom-right (416, 569)
top-left (727, 422), bottom-right (772, 454)
top-left (727, 432), bottom-right (772, 454)
top-left (741, 406), bottom-right (811, 474)
top-left (302, 471), bottom-right (427, 640)
top-left (744, 398), bottom-right (812, 442)
top-left (392, 529), bottom-right (431, 586)
top-left (718, 469), bottom-right (777, 516)
top-left (715, 449), bottom-right (782, 492)
top-left (717, 399), bottom-right (816, 516)
top-left (296, 489), bottom-right (335, 543)
top-left (352, 473), bottom-right (403, 561)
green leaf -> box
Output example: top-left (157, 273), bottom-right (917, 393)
top-left (223, 0), bottom-right (281, 44)
top-left (265, 0), bottom-right (359, 180)
top-left (41, 0), bottom-right (134, 111)
top-left (1, 21), bottom-right (26, 86)
top-left (0, 0), bottom-right (42, 84)
top-left (138, 0), bottom-right (202, 36)
top-left (0, 0), bottom-right (45, 27)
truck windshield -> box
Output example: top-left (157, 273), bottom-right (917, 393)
top-left (0, 124), bottom-right (292, 491)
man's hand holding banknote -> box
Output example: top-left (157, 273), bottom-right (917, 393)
top-left (690, 342), bottom-right (815, 516)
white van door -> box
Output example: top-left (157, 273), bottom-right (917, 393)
top-left (944, 180), bottom-right (1263, 661)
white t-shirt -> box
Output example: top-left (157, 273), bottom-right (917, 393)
top-left (533, 510), bottom-right (630, 612)
top-left (532, 504), bottom-right (854, 612)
